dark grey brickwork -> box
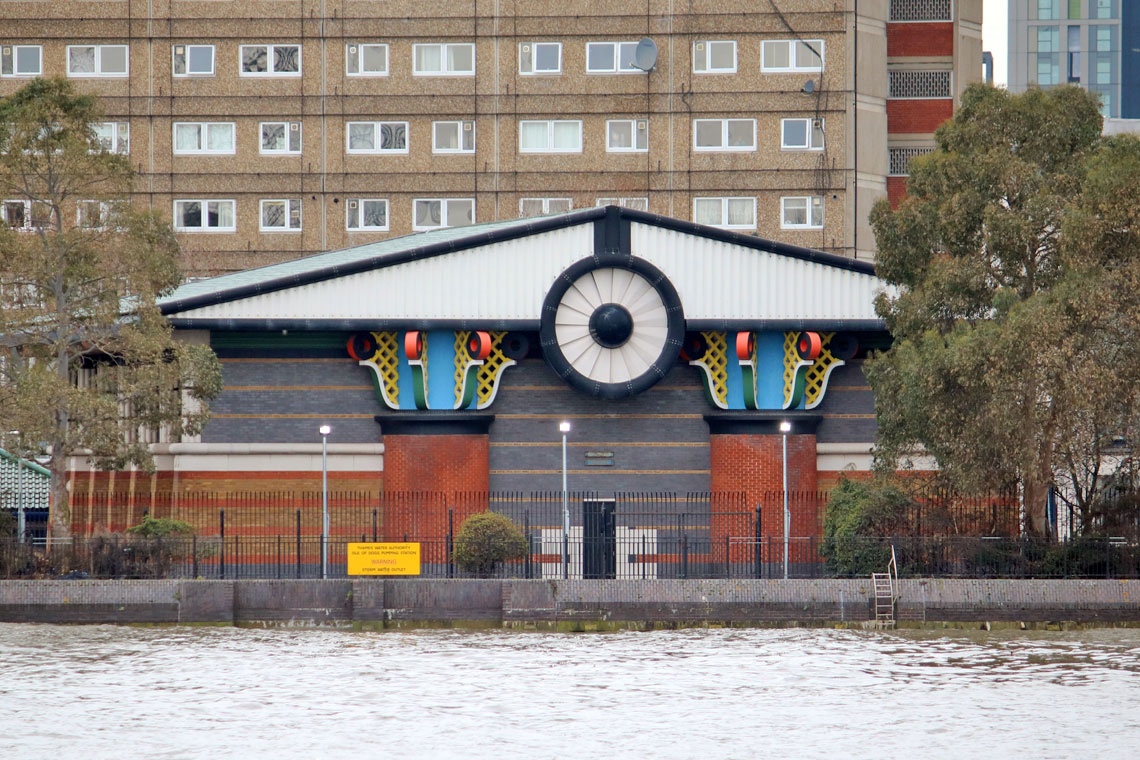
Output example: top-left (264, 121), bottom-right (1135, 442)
top-left (814, 362), bottom-right (878, 444)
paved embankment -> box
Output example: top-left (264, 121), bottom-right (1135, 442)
top-left (0, 579), bottom-right (1136, 628)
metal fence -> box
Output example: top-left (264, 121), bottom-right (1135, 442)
top-left (1, 486), bottom-right (1136, 580)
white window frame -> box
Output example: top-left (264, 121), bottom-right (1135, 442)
top-left (413, 198), bottom-right (475, 231)
top-left (692, 118), bottom-right (756, 152)
top-left (432, 120), bottom-right (475, 154)
top-left (2, 200), bottom-right (50, 231)
top-left (172, 44), bottom-right (215, 77)
top-left (606, 119), bottom-right (648, 153)
top-left (519, 42), bottom-right (561, 75)
top-left (692, 196), bottom-right (756, 230)
top-left (66, 44), bottom-right (130, 78)
top-left (345, 121), bottom-right (409, 155)
top-left (239, 44), bottom-right (302, 77)
top-left (781, 196), bottom-right (825, 229)
top-left (346, 198), bottom-right (390, 231)
top-left (780, 118), bottom-right (825, 151)
top-left (595, 197), bottom-right (648, 211)
top-left (519, 198), bottom-right (573, 217)
top-left (91, 122), bottom-right (129, 154)
top-left (172, 122), bottom-right (236, 155)
top-left (412, 43), bottom-right (475, 76)
top-left (76, 200), bottom-right (125, 231)
top-left (518, 120), bottom-right (583, 154)
top-left (259, 199), bottom-right (302, 232)
top-left (586, 41), bottom-right (642, 74)
top-left (2, 45), bottom-right (43, 77)
top-left (346, 43), bottom-right (389, 77)
top-left (173, 199), bottom-right (236, 232)
top-left (761, 39), bottom-right (824, 73)
top-left (259, 121), bottom-right (302, 155)
top-left (693, 40), bottom-right (737, 74)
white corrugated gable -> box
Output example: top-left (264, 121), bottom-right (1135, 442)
top-left (167, 219), bottom-right (885, 323)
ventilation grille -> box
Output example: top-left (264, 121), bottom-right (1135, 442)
top-left (889, 146), bottom-right (934, 176)
top-left (889, 70), bottom-right (952, 98)
top-left (889, 0), bottom-right (952, 21)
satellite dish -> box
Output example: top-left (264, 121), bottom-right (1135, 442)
top-left (802, 80), bottom-right (816, 94)
top-left (632, 37), bottom-right (658, 72)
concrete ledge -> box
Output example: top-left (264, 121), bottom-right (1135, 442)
top-left (0, 579), bottom-right (1136, 627)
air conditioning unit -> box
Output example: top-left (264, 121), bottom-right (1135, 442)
top-left (174, 46), bottom-right (184, 55)
top-left (290, 122), bottom-right (299, 131)
top-left (349, 200), bottom-right (358, 209)
top-left (812, 119), bottom-right (822, 129)
top-left (348, 46), bottom-right (357, 54)
top-left (695, 42), bottom-right (705, 51)
top-left (463, 122), bottom-right (472, 131)
top-left (637, 120), bottom-right (646, 130)
top-left (521, 44), bottom-right (530, 53)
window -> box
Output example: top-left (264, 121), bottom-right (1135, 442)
top-left (433, 120), bottom-right (475, 153)
top-left (346, 43), bottom-right (388, 76)
top-left (1037, 0), bottom-right (1060, 19)
top-left (77, 200), bottom-right (124, 230)
top-left (1067, 26), bottom-right (1081, 83)
top-left (92, 122), bottom-right (129, 154)
top-left (586, 41), bottom-right (641, 73)
top-left (173, 200), bottom-right (236, 231)
top-left (693, 119), bottom-right (755, 151)
top-left (240, 44), bottom-right (301, 76)
top-left (346, 121), bottom-right (408, 154)
top-left (519, 42), bottom-right (561, 74)
top-left (2, 200), bottom-right (50, 230)
top-left (606, 119), bottom-right (648, 152)
top-left (413, 43), bottom-right (474, 76)
top-left (520, 198), bottom-right (572, 217)
top-left (761, 40), bottom-right (824, 72)
top-left (172, 44), bottom-right (215, 77)
top-left (519, 120), bottom-right (582, 153)
top-left (781, 196), bottom-right (824, 229)
top-left (693, 197), bottom-right (755, 229)
top-left (260, 121), bottom-right (301, 154)
top-left (413, 198), bottom-right (474, 230)
top-left (173, 122), bottom-right (236, 155)
top-left (260, 199), bottom-right (301, 231)
top-left (781, 118), bottom-right (825, 150)
top-left (67, 45), bottom-right (129, 77)
top-left (1, 45), bottom-right (42, 77)
top-left (693, 40), bottom-right (736, 73)
top-left (595, 197), bottom-right (648, 211)
top-left (346, 198), bottom-right (389, 231)
top-left (1094, 0), bottom-right (1117, 19)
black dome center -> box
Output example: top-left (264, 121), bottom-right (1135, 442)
top-left (589, 303), bottom-right (634, 349)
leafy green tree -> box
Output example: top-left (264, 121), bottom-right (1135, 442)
top-left (868, 83), bottom-right (1140, 536)
top-left (820, 477), bottom-right (911, 575)
top-left (453, 512), bottom-right (529, 577)
top-left (0, 78), bottom-right (222, 539)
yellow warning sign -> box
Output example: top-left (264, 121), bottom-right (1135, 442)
top-left (347, 543), bottom-right (421, 576)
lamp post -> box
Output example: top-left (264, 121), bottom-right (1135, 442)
top-left (780, 420), bottom-right (792, 579)
top-left (319, 424), bottom-right (331, 579)
top-left (559, 421), bottom-right (571, 579)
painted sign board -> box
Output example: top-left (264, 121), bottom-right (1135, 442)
top-left (347, 542), bottom-right (421, 576)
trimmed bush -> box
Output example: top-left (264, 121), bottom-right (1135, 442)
top-left (453, 512), bottom-right (528, 577)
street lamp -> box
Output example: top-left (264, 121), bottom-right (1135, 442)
top-left (780, 420), bottom-right (792, 579)
top-left (319, 424), bottom-right (331, 579)
top-left (559, 421), bottom-right (571, 579)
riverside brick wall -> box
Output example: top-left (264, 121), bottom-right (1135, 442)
top-left (5, 579), bottom-right (1134, 626)
top-left (381, 433), bottom-right (489, 538)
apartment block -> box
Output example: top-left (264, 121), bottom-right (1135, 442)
top-left (1, 1), bottom-right (981, 274)
top-left (1008, 0), bottom-right (1137, 119)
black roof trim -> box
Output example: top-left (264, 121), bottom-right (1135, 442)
top-left (686, 319), bottom-right (886, 331)
top-left (161, 205), bottom-right (877, 316)
top-left (170, 317), bottom-right (888, 332)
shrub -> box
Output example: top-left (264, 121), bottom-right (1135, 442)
top-left (126, 515), bottom-right (194, 537)
top-left (453, 512), bottom-right (528, 577)
top-left (820, 477), bottom-right (911, 576)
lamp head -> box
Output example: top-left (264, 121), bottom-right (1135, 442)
top-left (779, 421), bottom-right (792, 433)
top-left (559, 421), bottom-right (571, 434)
top-left (319, 425), bottom-right (332, 436)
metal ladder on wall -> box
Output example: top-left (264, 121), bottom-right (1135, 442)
top-left (871, 546), bottom-right (898, 627)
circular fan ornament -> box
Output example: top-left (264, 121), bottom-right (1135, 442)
top-left (540, 256), bottom-right (684, 398)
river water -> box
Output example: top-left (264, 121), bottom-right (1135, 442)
top-left (1, 624), bottom-right (1138, 759)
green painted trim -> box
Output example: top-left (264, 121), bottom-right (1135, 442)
top-left (784, 364), bottom-right (810, 410)
top-left (410, 364), bottom-right (429, 409)
top-left (0, 449), bottom-right (50, 477)
top-left (741, 364), bottom-right (757, 410)
top-left (457, 362), bottom-right (480, 410)
top-left (211, 331), bottom-right (348, 350)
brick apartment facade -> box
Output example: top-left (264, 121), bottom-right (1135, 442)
top-left (1, 1), bottom-right (981, 274)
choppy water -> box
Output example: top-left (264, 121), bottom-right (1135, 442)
top-left (0, 624), bottom-right (1138, 759)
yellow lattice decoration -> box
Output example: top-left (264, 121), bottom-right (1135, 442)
top-left (783, 331), bottom-right (842, 408)
top-left (453, 330), bottom-right (471, 406)
top-left (371, 330), bottom-right (400, 404)
top-left (476, 331), bottom-right (510, 407)
top-left (697, 331), bottom-right (728, 407)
